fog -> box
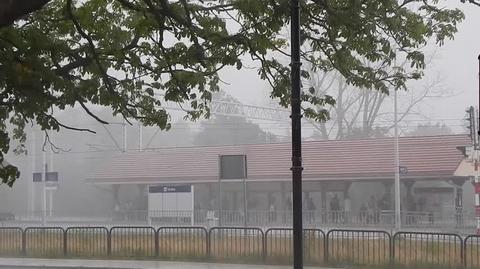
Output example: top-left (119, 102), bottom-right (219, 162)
top-left (0, 3), bottom-right (478, 234)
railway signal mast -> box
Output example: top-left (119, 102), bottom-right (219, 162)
top-left (469, 55), bottom-right (480, 235)
top-left (476, 55), bottom-right (480, 235)
top-left (465, 55), bottom-right (480, 235)
top-left (465, 105), bottom-right (479, 234)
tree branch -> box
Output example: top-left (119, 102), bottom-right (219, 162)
top-left (77, 99), bottom-right (109, 125)
top-left (42, 112), bottom-right (96, 133)
top-left (0, 0), bottom-right (52, 27)
top-left (468, 0), bottom-right (480, 7)
top-left (66, 0), bottom-right (134, 124)
top-left (42, 131), bottom-right (71, 153)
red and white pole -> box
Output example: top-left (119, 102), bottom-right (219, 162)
top-left (476, 54), bottom-right (480, 235)
top-left (475, 155), bottom-right (480, 234)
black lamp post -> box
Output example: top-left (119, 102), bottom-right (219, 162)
top-left (290, 0), bottom-right (303, 268)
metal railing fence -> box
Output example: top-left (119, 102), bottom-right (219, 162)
top-left (209, 227), bottom-right (264, 261)
top-left (464, 235), bottom-right (480, 268)
top-left (264, 228), bottom-right (325, 265)
top-left (158, 226), bottom-right (208, 259)
top-left (393, 231), bottom-right (463, 268)
top-left (0, 225), bottom-right (477, 267)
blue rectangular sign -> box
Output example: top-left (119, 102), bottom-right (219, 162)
top-left (33, 173), bottom-right (42, 182)
top-left (149, 185), bottom-right (191, 193)
top-left (46, 172), bottom-right (58, 182)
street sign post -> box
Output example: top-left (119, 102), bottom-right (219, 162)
top-left (33, 168), bottom-right (59, 222)
top-left (148, 184), bottom-right (194, 226)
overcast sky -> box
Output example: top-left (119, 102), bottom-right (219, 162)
top-left (427, 4), bottom-right (480, 121)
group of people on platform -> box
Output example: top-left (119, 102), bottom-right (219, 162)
top-left (265, 192), bottom-right (431, 225)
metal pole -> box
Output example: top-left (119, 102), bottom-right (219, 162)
top-left (147, 188), bottom-right (152, 226)
top-left (123, 119), bottom-right (127, 152)
top-left (139, 124), bottom-right (143, 151)
top-left (243, 179), bottom-right (248, 227)
top-left (217, 177), bottom-right (222, 226)
top-left (49, 149), bottom-right (53, 217)
top-left (30, 130), bottom-right (35, 219)
top-left (49, 192), bottom-right (53, 217)
top-left (218, 156), bottom-right (222, 227)
top-left (290, 0), bottom-right (303, 268)
top-left (42, 145), bottom-right (47, 226)
top-left (243, 156), bottom-right (248, 228)
top-left (394, 89), bottom-right (401, 230)
top-left (191, 185), bottom-right (195, 226)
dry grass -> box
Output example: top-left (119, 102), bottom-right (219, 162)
top-left (110, 234), bottom-right (156, 257)
top-left (265, 233), bottom-right (324, 265)
top-left (0, 228), bottom-right (477, 269)
top-left (0, 229), bottom-right (22, 256)
top-left (158, 233), bottom-right (207, 259)
top-left (393, 239), bottom-right (463, 268)
top-left (66, 231), bottom-right (108, 257)
top-left (210, 235), bottom-right (263, 260)
top-left (464, 243), bottom-right (480, 269)
top-left (328, 238), bottom-right (390, 266)
top-left (25, 231), bottom-right (64, 257)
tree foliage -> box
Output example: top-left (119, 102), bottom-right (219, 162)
top-left (0, 0), bottom-right (466, 184)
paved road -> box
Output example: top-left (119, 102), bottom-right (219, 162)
top-left (0, 258), bottom-right (326, 269)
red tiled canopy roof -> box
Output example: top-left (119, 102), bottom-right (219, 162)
top-left (86, 135), bottom-right (469, 184)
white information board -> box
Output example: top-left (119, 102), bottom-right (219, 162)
top-left (148, 185), bottom-right (194, 225)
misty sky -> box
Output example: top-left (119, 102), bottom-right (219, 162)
top-left (219, 3), bottom-right (480, 133)
top-left (2, 1), bottom-right (479, 220)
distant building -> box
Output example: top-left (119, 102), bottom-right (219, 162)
top-left (87, 134), bottom-right (474, 224)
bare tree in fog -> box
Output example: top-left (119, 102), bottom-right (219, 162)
top-left (307, 68), bottom-right (451, 140)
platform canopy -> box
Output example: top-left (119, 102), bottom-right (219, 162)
top-left (86, 135), bottom-right (470, 185)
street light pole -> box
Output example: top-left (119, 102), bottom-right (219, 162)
top-left (290, 0), bottom-right (303, 268)
top-left (42, 142), bottom-right (47, 227)
top-left (394, 89), bottom-right (401, 231)
top-left (30, 130), bottom-right (35, 219)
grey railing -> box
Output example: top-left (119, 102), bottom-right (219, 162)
top-left (0, 226), bottom-right (478, 268)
